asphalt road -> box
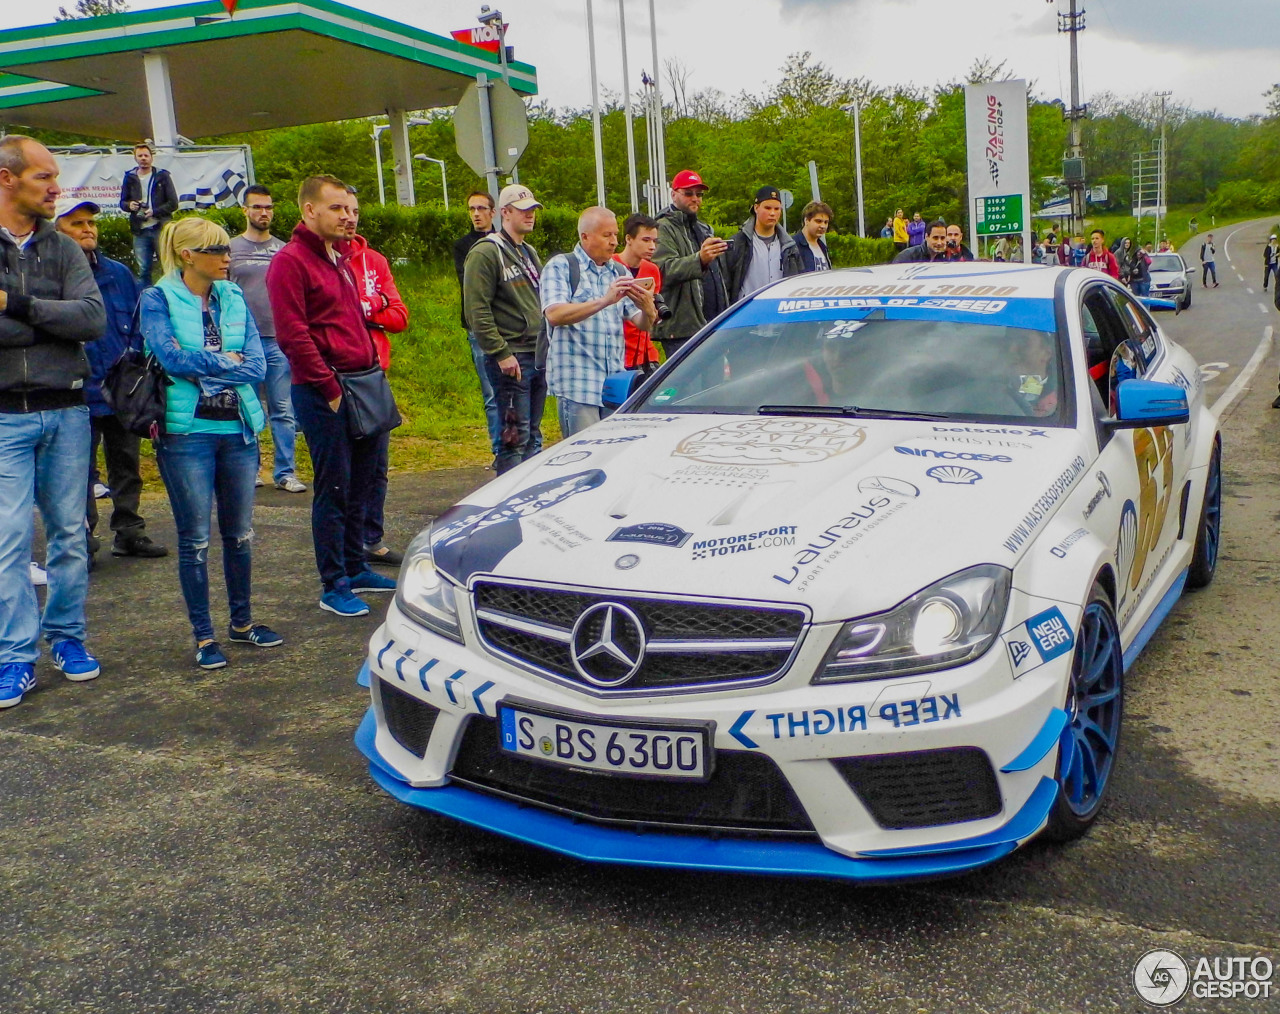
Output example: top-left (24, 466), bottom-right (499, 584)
top-left (4, 232), bottom-right (1280, 1013)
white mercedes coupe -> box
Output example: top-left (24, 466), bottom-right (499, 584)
top-left (356, 262), bottom-right (1220, 882)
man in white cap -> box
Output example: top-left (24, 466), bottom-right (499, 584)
top-left (1265, 234), bottom-right (1278, 292)
top-left (462, 184), bottom-right (547, 473)
top-left (55, 196), bottom-right (166, 565)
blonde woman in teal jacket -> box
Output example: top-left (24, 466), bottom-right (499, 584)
top-left (139, 216), bottom-right (282, 670)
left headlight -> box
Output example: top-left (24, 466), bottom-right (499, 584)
top-left (394, 526), bottom-right (463, 642)
top-left (813, 564), bottom-right (1011, 684)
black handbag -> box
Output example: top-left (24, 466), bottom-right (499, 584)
top-left (337, 363), bottom-right (402, 440)
top-left (102, 295), bottom-right (170, 439)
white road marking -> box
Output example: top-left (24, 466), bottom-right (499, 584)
top-left (1212, 326), bottom-right (1273, 417)
top-left (1237, 271), bottom-right (1245, 281)
top-left (1261, 303), bottom-right (1269, 314)
top-left (1248, 287), bottom-right (1256, 294)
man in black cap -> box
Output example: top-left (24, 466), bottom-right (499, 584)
top-left (724, 185), bottom-right (802, 302)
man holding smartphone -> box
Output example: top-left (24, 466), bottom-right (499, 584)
top-left (653, 170), bottom-right (728, 360)
top-left (117, 142), bottom-right (177, 284)
top-left (542, 207), bottom-right (657, 438)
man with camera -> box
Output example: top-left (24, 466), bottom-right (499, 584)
top-left (612, 213), bottom-right (668, 376)
top-left (542, 207), bottom-right (657, 438)
top-left (117, 142), bottom-right (177, 284)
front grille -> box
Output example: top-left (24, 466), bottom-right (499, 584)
top-left (473, 581), bottom-right (806, 694)
top-left (378, 679), bottom-right (440, 759)
top-left (832, 747), bottom-right (1001, 830)
top-left (450, 714), bottom-right (815, 836)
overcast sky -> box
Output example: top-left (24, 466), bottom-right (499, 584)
top-left (3, 0), bottom-right (1277, 119)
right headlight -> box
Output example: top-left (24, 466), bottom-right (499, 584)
top-left (813, 564), bottom-right (1011, 683)
top-left (394, 526), bottom-right (463, 642)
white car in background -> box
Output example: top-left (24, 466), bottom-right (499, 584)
top-left (356, 262), bottom-right (1220, 883)
top-left (1147, 251), bottom-right (1194, 309)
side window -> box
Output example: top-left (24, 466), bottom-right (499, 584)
top-left (1081, 287), bottom-right (1132, 385)
top-left (1108, 288), bottom-right (1160, 366)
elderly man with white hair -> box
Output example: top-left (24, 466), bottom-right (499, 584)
top-left (541, 206), bottom-right (657, 437)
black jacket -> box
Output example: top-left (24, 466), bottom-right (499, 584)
top-left (118, 166), bottom-right (179, 234)
top-left (453, 227), bottom-right (494, 327)
top-left (653, 204), bottom-right (728, 342)
top-left (0, 217), bottom-right (106, 411)
top-left (724, 217), bottom-right (802, 301)
top-left (892, 244), bottom-right (947, 263)
top-left (791, 231), bottom-right (831, 273)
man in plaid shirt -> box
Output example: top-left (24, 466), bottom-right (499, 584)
top-left (542, 208), bottom-right (657, 437)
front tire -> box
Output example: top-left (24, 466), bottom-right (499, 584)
top-left (1042, 583), bottom-right (1123, 842)
top-left (1181, 287), bottom-right (1192, 309)
top-left (1187, 438), bottom-right (1222, 589)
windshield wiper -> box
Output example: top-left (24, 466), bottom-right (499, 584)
top-left (758, 404), bottom-right (953, 421)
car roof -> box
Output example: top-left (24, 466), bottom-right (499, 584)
top-left (761, 261), bottom-right (1068, 302)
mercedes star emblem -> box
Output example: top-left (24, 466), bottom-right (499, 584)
top-left (570, 602), bottom-right (646, 687)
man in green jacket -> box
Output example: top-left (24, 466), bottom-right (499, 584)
top-left (462, 184), bottom-right (546, 474)
top-left (652, 170), bottom-right (728, 360)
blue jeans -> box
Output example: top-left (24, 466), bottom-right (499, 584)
top-left (155, 432), bottom-right (258, 643)
top-left (132, 227), bottom-right (161, 285)
top-left (291, 383), bottom-right (382, 592)
top-left (0, 406), bottom-right (91, 664)
top-left (483, 351), bottom-right (546, 475)
top-left (468, 332), bottom-right (501, 455)
top-left (258, 337), bottom-right (298, 482)
top-left (557, 398), bottom-right (605, 438)
top-left (1202, 262), bottom-right (1217, 286)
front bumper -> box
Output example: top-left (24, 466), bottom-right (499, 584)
top-left (356, 595), bottom-right (1077, 880)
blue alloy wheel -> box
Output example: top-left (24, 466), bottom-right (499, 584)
top-left (1044, 584), bottom-right (1123, 841)
top-left (1187, 438), bottom-right (1221, 589)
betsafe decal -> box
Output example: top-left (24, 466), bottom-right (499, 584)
top-left (431, 470), bottom-right (606, 582)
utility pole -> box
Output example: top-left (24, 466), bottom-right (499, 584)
top-left (585, 0), bottom-right (606, 205)
top-left (1053, 0), bottom-right (1088, 237)
top-left (618, 0), bottom-right (639, 212)
top-left (1155, 90), bottom-right (1171, 248)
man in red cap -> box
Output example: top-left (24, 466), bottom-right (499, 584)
top-left (652, 170), bottom-right (729, 359)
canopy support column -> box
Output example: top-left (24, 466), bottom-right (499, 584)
top-left (142, 51), bottom-right (178, 148)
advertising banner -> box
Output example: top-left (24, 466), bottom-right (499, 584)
top-left (52, 148), bottom-right (251, 215)
top-left (964, 80), bottom-right (1031, 259)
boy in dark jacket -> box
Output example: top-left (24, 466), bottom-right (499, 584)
top-left (724, 185), bottom-right (803, 302)
top-left (54, 197), bottom-right (166, 564)
top-left (792, 201), bottom-right (832, 273)
top-left (117, 143), bottom-right (178, 284)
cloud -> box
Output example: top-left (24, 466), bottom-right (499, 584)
top-left (1085, 0), bottom-right (1280, 54)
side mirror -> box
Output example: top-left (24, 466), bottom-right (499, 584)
top-left (602, 369), bottom-right (642, 411)
top-left (1108, 379), bottom-right (1189, 429)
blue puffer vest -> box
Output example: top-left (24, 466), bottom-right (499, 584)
top-left (154, 276), bottom-right (265, 437)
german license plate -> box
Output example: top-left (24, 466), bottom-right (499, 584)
top-left (498, 702), bottom-right (711, 781)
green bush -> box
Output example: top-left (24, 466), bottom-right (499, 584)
top-left (826, 234), bottom-right (896, 267)
top-left (1204, 180), bottom-right (1280, 218)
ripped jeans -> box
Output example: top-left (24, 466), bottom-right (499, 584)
top-left (155, 431), bottom-right (258, 643)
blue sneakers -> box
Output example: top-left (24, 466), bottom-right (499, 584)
top-left (51, 638), bottom-right (101, 682)
top-left (349, 570), bottom-right (396, 594)
top-left (0, 663), bottom-right (36, 708)
top-left (228, 624), bottom-right (284, 647)
top-left (320, 588), bottom-right (370, 617)
top-left (196, 642), bottom-right (228, 670)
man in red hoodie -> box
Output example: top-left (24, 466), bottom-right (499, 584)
top-left (266, 174), bottom-right (395, 617)
top-left (342, 190), bottom-right (409, 568)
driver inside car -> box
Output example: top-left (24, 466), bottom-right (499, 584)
top-left (1008, 330), bottom-right (1059, 417)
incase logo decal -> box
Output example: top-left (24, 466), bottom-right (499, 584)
top-left (895, 445), bottom-right (1012, 463)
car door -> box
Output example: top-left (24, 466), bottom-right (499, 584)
top-left (1079, 283), bottom-right (1184, 629)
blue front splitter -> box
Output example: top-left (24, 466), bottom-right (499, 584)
top-left (355, 709), bottom-right (1057, 883)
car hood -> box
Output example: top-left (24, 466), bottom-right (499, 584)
top-left (430, 414), bottom-right (1092, 622)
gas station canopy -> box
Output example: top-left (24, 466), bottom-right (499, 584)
top-left (0, 0), bottom-right (538, 140)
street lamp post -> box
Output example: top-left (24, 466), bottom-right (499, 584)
top-left (371, 123), bottom-right (390, 205)
top-left (842, 98), bottom-right (865, 238)
top-left (413, 154), bottom-right (449, 209)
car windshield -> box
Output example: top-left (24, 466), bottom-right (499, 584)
top-left (636, 313), bottom-right (1070, 425)
top-left (1149, 255), bottom-right (1183, 272)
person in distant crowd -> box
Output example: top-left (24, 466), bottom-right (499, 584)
top-left (1070, 236), bottom-right (1087, 267)
top-left (880, 217), bottom-right (893, 239)
top-left (992, 235), bottom-right (1012, 262)
top-left (793, 201), bottom-right (832, 273)
top-left (267, 174), bottom-right (397, 618)
top-left (1084, 229), bottom-right (1120, 279)
top-left (54, 197), bottom-right (166, 567)
top-left (463, 184), bottom-right (547, 474)
top-left (543, 207), bottom-right (656, 438)
top-left (118, 142), bottom-right (178, 284)
top-left (1115, 236), bottom-right (1135, 286)
top-left (891, 208), bottom-right (908, 252)
top-left (613, 213), bottom-right (664, 375)
top-left (1057, 234), bottom-right (1073, 267)
top-left (653, 170), bottom-right (729, 360)
top-left (1264, 234), bottom-right (1278, 291)
top-left (0, 134), bottom-right (106, 710)
top-left (342, 189), bottom-right (409, 569)
top-left (229, 184), bottom-right (305, 494)
top-left (944, 223), bottom-right (974, 261)
top-left (1158, 238), bottom-right (1173, 253)
top-left (1199, 233), bottom-right (1219, 287)
top-left (893, 218), bottom-right (948, 262)
top-left (907, 211), bottom-right (926, 248)
top-left (140, 216), bottom-right (282, 670)
top-left (724, 185), bottom-right (802, 302)
top-left (1129, 242), bottom-right (1152, 296)
top-left (453, 191), bottom-right (500, 463)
